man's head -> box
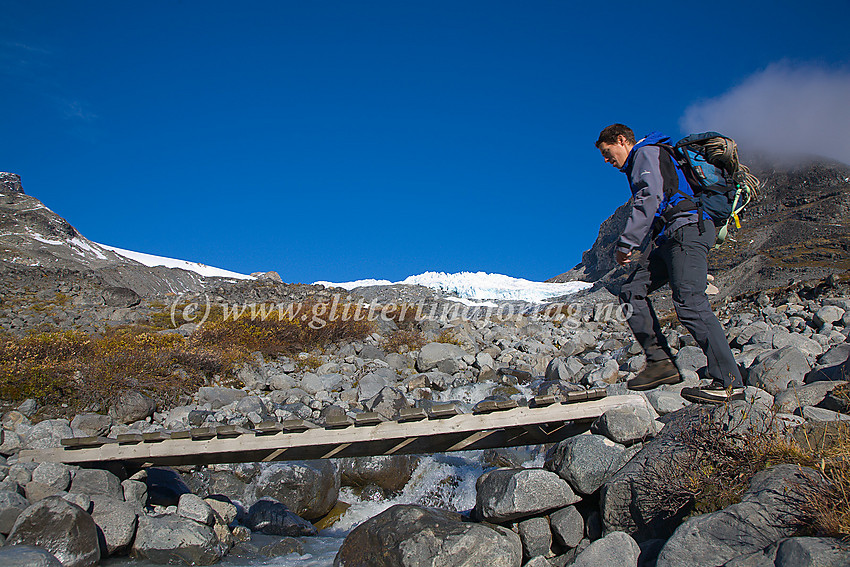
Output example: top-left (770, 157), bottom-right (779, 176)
top-left (596, 124), bottom-right (636, 169)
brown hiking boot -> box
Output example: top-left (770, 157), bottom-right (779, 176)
top-left (627, 359), bottom-right (681, 391)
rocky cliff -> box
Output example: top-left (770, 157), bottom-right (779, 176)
top-left (549, 156), bottom-right (850, 300)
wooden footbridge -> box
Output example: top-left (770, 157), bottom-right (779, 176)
top-left (19, 391), bottom-right (647, 468)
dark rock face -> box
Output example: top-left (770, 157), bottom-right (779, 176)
top-left (131, 513), bottom-right (223, 565)
top-left (244, 498), bottom-right (318, 536)
top-left (0, 173), bottom-right (24, 194)
top-left (339, 455), bottom-right (419, 492)
top-left (247, 460), bottom-right (339, 521)
top-left (109, 389), bottom-right (157, 424)
top-left (334, 504), bottom-right (522, 567)
top-left (102, 286), bottom-right (142, 307)
top-left (6, 496), bottom-right (101, 567)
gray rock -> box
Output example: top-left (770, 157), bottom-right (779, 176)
top-left (248, 460), bottom-right (339, 521)
top-left (591, 403), bottom-right (657, 445)
top-left (235, 396), bottom-right (269, 419)
top-left (0, 544), bottom-right (63, 566)
top-left (815, 306), bottom-right (845, 327)
top-left (774, 381), bottom-right (845, 412)
top-left (102, 286), bottom-right (141, 308)
top-left (197, 387), bottom-right (247, 410)
top-left (774, 536), bottom-right (850, 567)
top-left (178, 493), bottom-right (215, 525)
top-left (334, 504), bottom-right (522, 567)
top-left (546, 357), bottom-right (575, 382)
top-left (524, 557), bottom-right (552, 567)
top-left (675, 346), bottom-right (707, 373)
top-left (366, 386), bottom-right (411, 420)
top-left (360, 344), bottom-right (387, 361)
top-left (415, 342), bottom-right (468, 373)
top-left (6, 463), bottom-right (35, 486)
top-left (339, 455), bottom-right (419, 493)
top-left (31, 462), bottom-right (72, 493)
top-left (772, 330), bottom-right (824, 357)
top-left (517, 516), bottom-right (552, 559)
top-left (61, 493), bottom-right (92, 513)
top-left (550, 505), bottom-right (584, 549)
top-left (747, 346), bottom-right (812, 394)
top-left (6, 496), bottom-right (101, 567)
top-left (69, 468), bottom-right (123, 499)
top-left (357, 368), bottom-right (395, 400)
top-left (70, 413), bottom-right (113, 437)
top-left (656, 465), bottom-right (820, 567)
top-left (571, 531), bottom-right (640, 567)
top-left (645, 390), bottom-right (688, 415)
top-left (90, 495), bottom-right (137, 556)
top-left (476, 468), bottom-right (580, 523)
top-left (131, 513), bottom-right (224, 565)
top-left (25, 481), bottom-right (62, 502)
top-left (545, 434), bottom-right (637, 495)
top-left (23, 420), bottom-right (72, 450)
top-left (206, 497), bottom-right (238, 525)
top-left (0, 490), bottom-right (30, 534)
top-left (0, 430), bottom-right (23, 454)
top-left (799, 405), bottom-right (850, 422)
top-left (109, 390), bottom-right (157, 424)
top-left (16, 399), bottom-right (37, 417)
top-left (245, 498), bottom-right (317, 536)
top-left (122, 479), bottom-right (148, 509)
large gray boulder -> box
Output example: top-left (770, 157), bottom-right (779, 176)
top-left (0, 490), bottom-right (30, 534)
top-left (571, 531), bottom-right (640, 567)
top-left (244, 498), bottom-right (318, 536)
top-left (545, 434), bottom-right (639, 495)
top-left (247, 460), bottom-right (339, 520)
top-left (6, 496), bottom-right (101, 567)
top-left (656, 465), bottom-right (820, 567)
top-left (591, 402), bottom-right (658, 445)
top-left (131, 513), bottom-right (224, 565)
top-left (366, 386), bottom-right (411, 420)
top-left (90, 495), bottom-right (138, 556)
top-left (747, 346), bottom-right (812, 394)
top-left (31, 463), bottom-right (72, 493)
top-left (334, 504), bottom-right (522, 567)
top-left (415, 342), bottom-right (468, 373)
top-left (339, 455), bottom-right (419, 492)
top-left (69, 468), bottom-right (124, 500)
top-left (196, 387), bottom-right (246, 409)
top-left (23, 420), bottom-right (72, 450)
top-left (774, 536), bottom-right (850, 567)
top-left (517, 516), bottom-right (552, 559)
top-left (0, 544), bottom-right (63, 566)
top-left (70, 413), bottom-right (113, 437)
top-left (178, 493), bottom-right (215, 525)
top-left (476, 468), bottom-right (580, 523)
top-left (550, 505), bottom-right (584, 549)
top-left (109, 390), bottom-right (157, 424)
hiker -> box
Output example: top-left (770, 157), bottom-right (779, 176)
top-left (595, 123), bottom-right (744, 404)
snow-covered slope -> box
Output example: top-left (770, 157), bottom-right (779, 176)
top-left (97, 243), bottom-right (253, 280)
top-left (315, 271), bottom-right (591, 303)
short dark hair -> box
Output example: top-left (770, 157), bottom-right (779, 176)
top-left (595, 124), bottom-right (636, 148)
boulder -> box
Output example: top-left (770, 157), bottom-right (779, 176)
top-left (6, 496), bottom-right (101, 567)
top-left (774, 536), bottom-right (850, 567)
top-left (70, 413), bottom-right (113, 437)
top-left (145, 467), bottom-right (193, 507)
top-left (550, 505), bottom-right (584, 549)
top-left (571, 531), bottom-right (640, 567)
top-left (517, 516), bottom-right (552, 559)
top-left (178, 493), bottom-right (215, 525)
top-left (102, 287), bottom-right (141, 308)
top-left (675, 346), bottom-right (707, 373)
top-left (23, 420), bottom-right (72, 450)
top-left (334, 504), bottom-right (522, 567)
top-left (476, 468), bottom-right (579, 523)
top-left (0, 544), bottom-right (63, 566)
top-left (357, 368), bottom-right (395, 400)
top-left (69, 468), bottom-right (124, 500)
top-left (415, 342), bottom-right (468, 373)
top-left (0, 489), bottom-right (30, 533)
top-left (196, 387), bottom-right (246, 409)
top-left (131, 513), bottom-right (223, 565)
top-left (122, 479), bottom-right (148, 509)
top-left (31, 463), bottom-right (72, 493)
top-left (644, 390), bottom-right (688, 415)
top-left (244, 498), bottom-right (317, 536)
top-left (656, 465), bottom-right (820, 567)
top-left (591, 402), bottom-right (658, 445)
top-left (545, 434), bottom-right (639, 496)
top-left (747, 346), bottom-right (812, 394)
top-left (109, 390), bottom-right (157, 424)
top-left (90, 495), bottom-right (137, 556)
top-left (339, 455), bottom-right (419, 492)
top-left (248, 460), bottom-right (339, 520)
top-left (366, 386), bottom-right (411, 420)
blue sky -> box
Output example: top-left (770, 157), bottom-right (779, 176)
top-left (2, 1), bottom-right (849, 283)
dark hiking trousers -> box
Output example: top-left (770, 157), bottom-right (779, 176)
top-left (618, 222), bottom-right (744, 388)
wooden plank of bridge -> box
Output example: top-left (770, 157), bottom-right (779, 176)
top-left (18, 394), bottom-right (646, 468)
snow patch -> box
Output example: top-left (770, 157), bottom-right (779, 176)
top-left (97, 243), bottom-right (254, 280)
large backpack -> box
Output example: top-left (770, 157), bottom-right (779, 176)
top-left (656, 132), bottom-right (760, 246)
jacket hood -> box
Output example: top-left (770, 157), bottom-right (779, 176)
top-left (620, 131), bottom-right (671, 172)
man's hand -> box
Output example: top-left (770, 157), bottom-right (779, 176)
top-left (615, 249), bottom-right (632, 266)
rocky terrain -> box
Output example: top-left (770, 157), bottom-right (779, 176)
top-left (0, 169), bottom-right (849, 566)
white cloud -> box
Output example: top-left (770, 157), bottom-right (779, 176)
top-left (681, 62), bottom-right (850, 165)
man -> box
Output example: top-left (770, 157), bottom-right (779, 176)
top-left (596, 123), bottom-right (744, 404)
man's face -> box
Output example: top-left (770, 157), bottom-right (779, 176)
top-left (598, 136), bottom-right (631, 169)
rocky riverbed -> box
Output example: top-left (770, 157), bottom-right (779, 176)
top-left (1, 275), bottom-right (850, 566)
